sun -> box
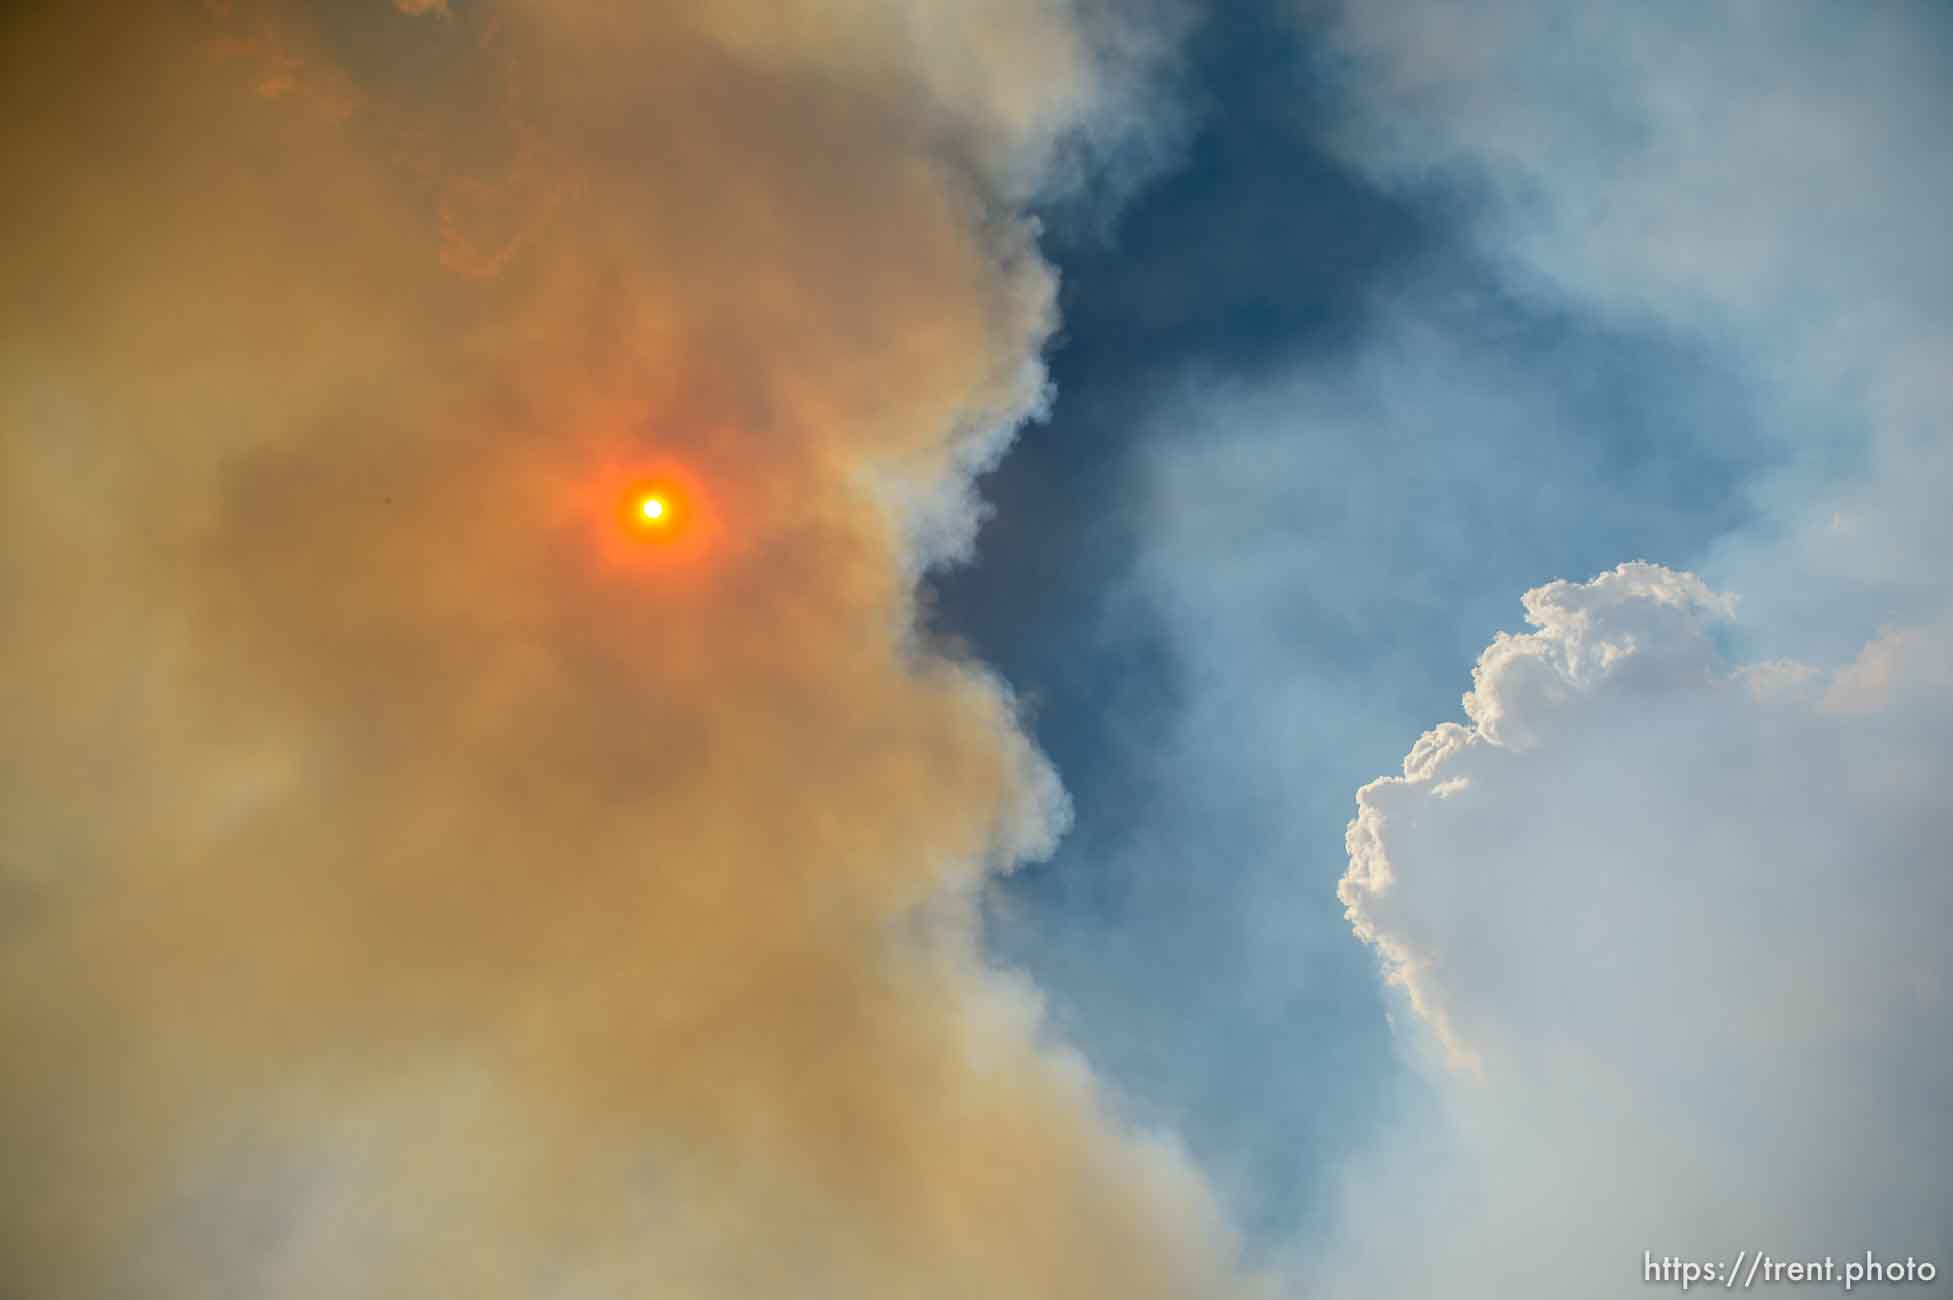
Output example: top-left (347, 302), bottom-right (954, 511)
top-left (572, 461), bottom-right (722, 575)
top-left (618, 480), bottom-right (698, 548)
top-left (629, 488), bottom-right (679, 533)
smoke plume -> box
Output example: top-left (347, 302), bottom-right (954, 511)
top-left (0, 4), bottom-right (1246, 1296)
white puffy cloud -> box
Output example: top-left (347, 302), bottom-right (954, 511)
top-left (1293, 8), bottom-right (1953, 1289)
top-left (1331, 564), bottom-right (1951, 1295)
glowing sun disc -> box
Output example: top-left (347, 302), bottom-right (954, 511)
top-left (580, 463), bottom-right (719, 574)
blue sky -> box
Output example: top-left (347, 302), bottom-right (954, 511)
top-left (939, 0), bottom-right (1951, 1284)
top-left (941, 0), bottom-right (1762, 1242)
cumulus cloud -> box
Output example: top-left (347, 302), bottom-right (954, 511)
top-left (1297, 6), bottom-right (1953, 1286)
top-left (0, 4), bottom-right (1252, 1297)
top-left (1334, 564), bottom-right (1951, 1295)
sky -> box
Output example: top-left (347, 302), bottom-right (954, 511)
top-left (1, 3), bottom-right (1947, 1298)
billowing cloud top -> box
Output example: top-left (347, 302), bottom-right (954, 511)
top-left (0, 4), bottom-right (1252, 1297)
top-left (1302, 7), bottom-right (1953, 1290)
top-left (1338, 564), bottom-right (1951, 1293)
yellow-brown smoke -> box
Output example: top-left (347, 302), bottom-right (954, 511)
top-left (0, 3), bottom-right (1246, 1296)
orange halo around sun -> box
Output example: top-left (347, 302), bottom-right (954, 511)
top-left (569, 457), bottom-right (724, 578)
